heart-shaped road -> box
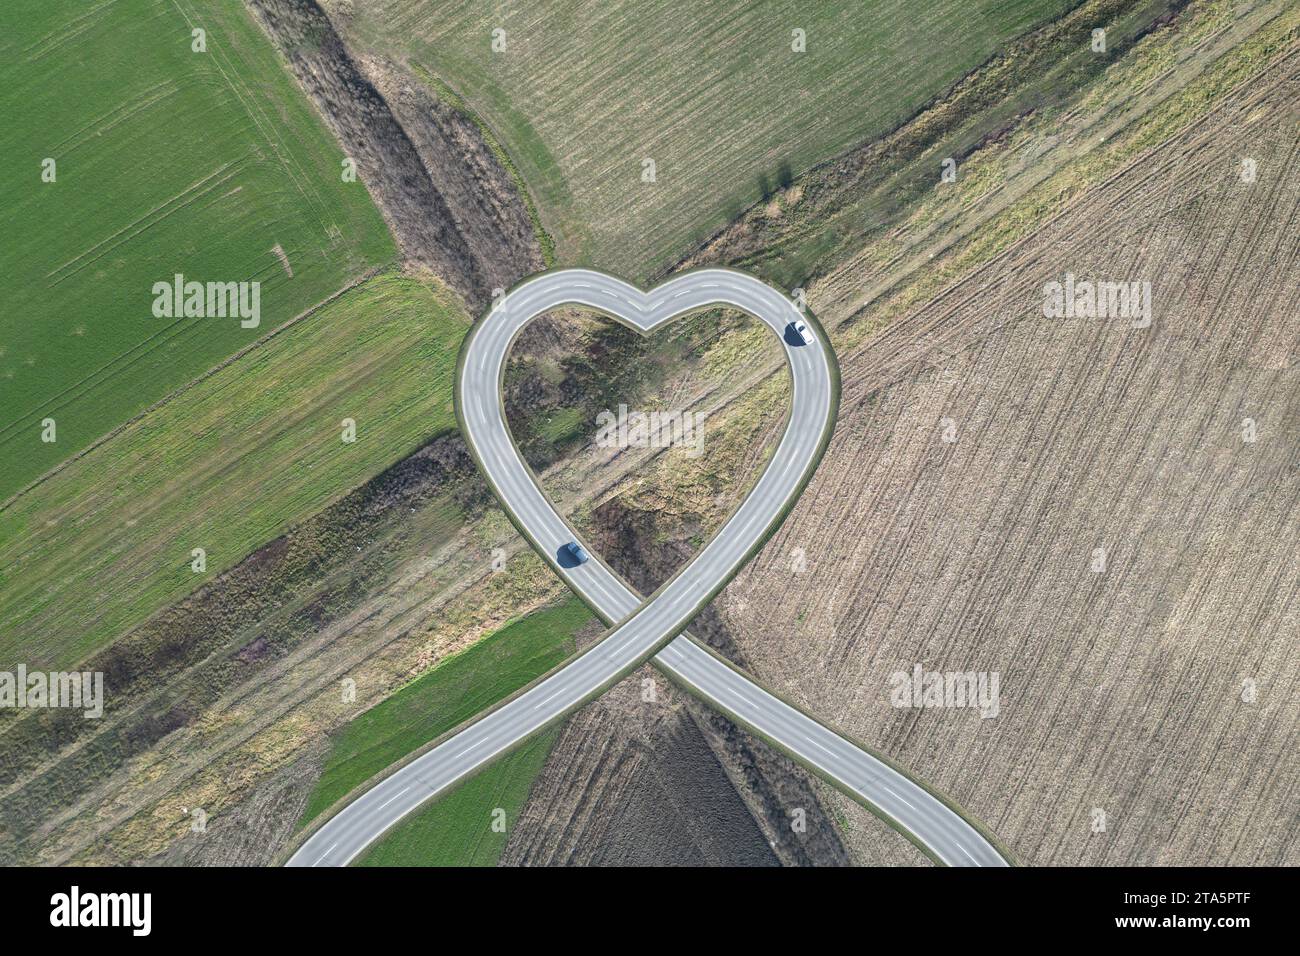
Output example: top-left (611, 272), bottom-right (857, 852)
top-left (286, 268), bottom-right (1009, 867)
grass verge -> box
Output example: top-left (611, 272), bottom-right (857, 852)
top-left (356, 733), bottom-right (555, 866)
top-left (298, 595), bottom-right (593, 841)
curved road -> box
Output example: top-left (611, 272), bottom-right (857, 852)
top-left (287, 268), bottom-right (1008, 868)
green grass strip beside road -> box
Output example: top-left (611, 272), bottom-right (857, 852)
top-left (356, 734), bottom-right (556, 867)
top-left (300, 596), bottom-right (594, 864)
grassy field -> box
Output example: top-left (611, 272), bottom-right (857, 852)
top-left (0, 0), bottom-right (395, 499)
top-left (344, 0), bottom-right (1071, 276)
top-left (356, 734), bottom-right (556, 867)
top-left (300, 597), bottom-right (594, 853)
top-left (0, 273), bottom-right (468, 671)
top-left (686, 0), bottom-right (1194, 291)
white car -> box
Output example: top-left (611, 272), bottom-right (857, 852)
top-left (790, 319), bottom-right (814, 345)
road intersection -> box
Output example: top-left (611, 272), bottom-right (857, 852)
top-left (286, 268), bottom-right (1009, 868)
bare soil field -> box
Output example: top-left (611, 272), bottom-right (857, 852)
top-left (723, 49), bottom-right (1299, 865)
top-left (501, 662), bottom-right (782, 867)
top-left (504, 496), bottom-right (854, 867)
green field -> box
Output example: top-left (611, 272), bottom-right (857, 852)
top-left (356, 734), bottom-right (556, 867)
top-left (347, 0), bottom-right (1071, 276)
top-left (0, 273), bottom-right (467, 670)
top-left (0, 0), bottom-right (395, 499)
top-left (300, 595), bottom-right (593, 865)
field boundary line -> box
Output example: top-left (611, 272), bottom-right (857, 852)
top-left (0, 267), bottom-right (387, 514)
top-left (838, 39), bottom-right (1300, 372)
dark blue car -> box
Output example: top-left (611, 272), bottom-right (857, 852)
top-left (565, 541), bottom-right (590, 565)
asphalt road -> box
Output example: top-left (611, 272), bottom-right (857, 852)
top-left (286, 268), bottom-right (1008, 868)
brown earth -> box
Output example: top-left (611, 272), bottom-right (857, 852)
top-left (500, 655), bottom-right (782, 867)
top-left (503, 497), bottom-right (854, 867)
top-left (722, 49), bottom-right (1299, 866)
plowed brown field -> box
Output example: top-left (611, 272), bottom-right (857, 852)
top-left (724, 51), bottom-right (1298, 864)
